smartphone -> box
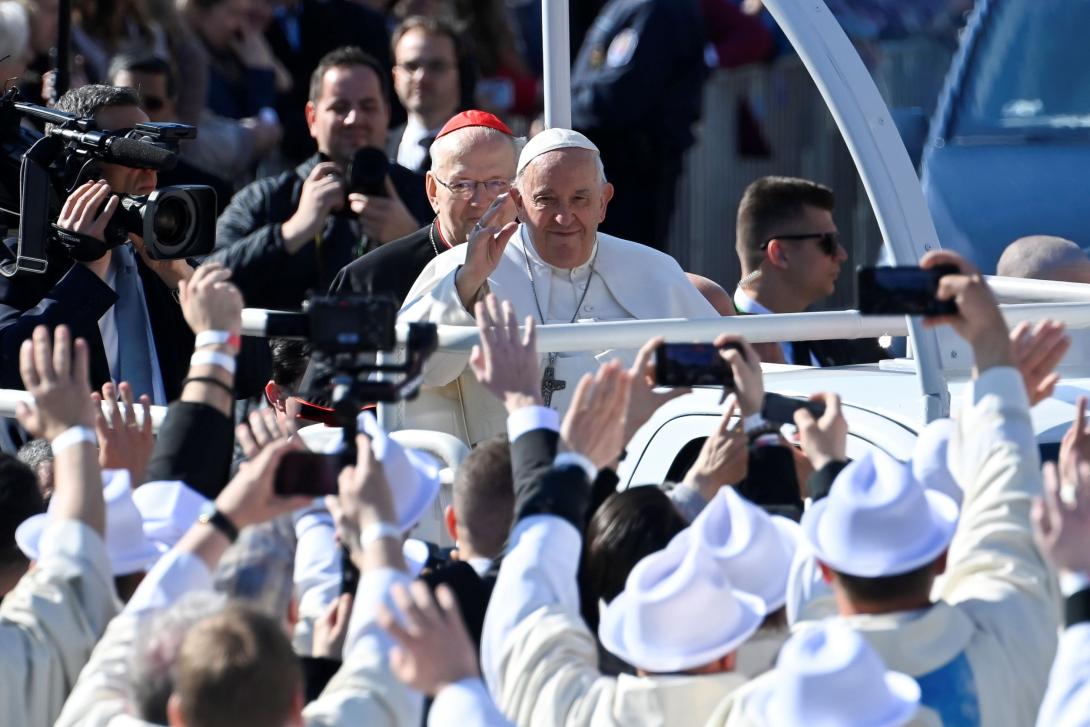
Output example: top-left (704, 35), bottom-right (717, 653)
top-left (346, 147), bottom-right (388, 197)
top-left (654, 342), bottom-right (742, 388)
top-left (761, 392), bottom-right (826, 424)
top-left (857, 265), bottom-right (960, 316)
top-left (273, 451), bottom-right (343, 497)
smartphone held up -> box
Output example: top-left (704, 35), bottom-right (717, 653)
top-left (857, 265), bottom-right (959, 317)
top-left (654, 342), bottom-right (744, 388)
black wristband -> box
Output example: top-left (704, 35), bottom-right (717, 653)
top-left (182, 376), bottom-right (234, 397)
top-left (1065, 587), bottom-right (1090, 628)
top-left (198, 507), bottom-right (239, 542)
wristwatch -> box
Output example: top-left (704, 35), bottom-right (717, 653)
top-left (198, 502), bottom-right (239, 543)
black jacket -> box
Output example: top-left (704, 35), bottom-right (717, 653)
top-left (0, 241), bottom-right (193, 399)
top-left (208, 155), bottom-right (432, 311)
top-left (329, 222), bottom-right (441, 307)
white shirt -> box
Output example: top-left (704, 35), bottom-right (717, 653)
top-left (732, 287), bottom-right (820, 366)
top-left (397, 117), bottom-right (440, 173)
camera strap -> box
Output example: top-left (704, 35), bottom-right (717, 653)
top-left (51, 224), bottom-right (113, 262)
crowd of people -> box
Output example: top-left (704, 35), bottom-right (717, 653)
top-left (0, 1), bottom-right (1089, 725)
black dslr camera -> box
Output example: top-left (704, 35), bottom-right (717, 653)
top-left (0, 89), bottom-right (217, 277)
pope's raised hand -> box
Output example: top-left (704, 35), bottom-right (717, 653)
top-left (454, 193), bottom-right (518, 310)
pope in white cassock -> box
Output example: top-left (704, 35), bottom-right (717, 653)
top-left (396, 128), bottom-right (719, 444)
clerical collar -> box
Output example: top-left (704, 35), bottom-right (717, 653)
top-left (733, 287), bottom-right (773, 315)
top-left (521, 225), bottom-right (598, 274)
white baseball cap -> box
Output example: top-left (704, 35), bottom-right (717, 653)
top-left (516, 127), bottom-right (600, 175)
top-left (674, 487), bottom-right (800, 611)
top-left (16, 469), bottom-right (160, 576)
top-left (598, 528), bottom-right (766, 673)
top-left (749, 621), bottom-right (921, 726)
top-left (800, 449), bottom-right (959, 578)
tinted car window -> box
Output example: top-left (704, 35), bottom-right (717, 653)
top-left (954, 1), bottom-right (1090, 138)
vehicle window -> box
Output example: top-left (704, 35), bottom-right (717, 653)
top-left (954, 1), bottom-right (1090, 138)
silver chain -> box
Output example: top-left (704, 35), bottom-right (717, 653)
top-left (523, 243), bottom-right (598, 326)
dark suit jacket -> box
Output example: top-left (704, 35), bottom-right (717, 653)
top-left (209, 154), bottom-right (432, 311)
top-left (806, 337), bottom-right (891, 367)
top-left (329, 223), bottom-right (439, 307)
top-left (264, 0), bottom-right (391, 165)
top-left (421, 560), bottom-right (496, 650)
top-left (0, 242), bottom-right (193, 400)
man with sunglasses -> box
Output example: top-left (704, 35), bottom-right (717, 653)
top-left (331, 109), bottom-right (519, 307)
top-left (733, 176), bottom-right (888, 367)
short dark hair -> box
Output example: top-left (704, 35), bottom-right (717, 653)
top-left (308, 46), bottom-right (389, 105)
top-left (831, 561), bottom-right (937, 605)
top-left (0, 453), bottom-right (45, 566)
top-left (107, 51), bottom-right (177, 101)
top-left (391, 14), bottom-right (463, 60)
top-left (452, 435), bottom-right (512, 558)
top-left (269, 338), bottom-right (313, 390)
top-left (736, 176), bottom-right (835, 272)
top-left (174, 605), bottom-right (302, 727)
top-left (578, 486), bottom-right (687, 632)
top-left (54, 84), bottom-right (141, 126)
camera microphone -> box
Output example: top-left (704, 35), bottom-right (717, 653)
top-left (50, 128), bottom-right (178, 171)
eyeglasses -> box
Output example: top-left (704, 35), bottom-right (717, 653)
top-left (434, 177), bottom-right (512, 200)
top-left (396, 59), bottom-right (454, 75)
top-left (762, 231), bottom-right (840, 257)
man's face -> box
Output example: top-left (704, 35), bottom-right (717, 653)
top-left (770, 205), bottom-right (847, 304)
top-left (393, 28), bottom-right (460, 124)
top-left (194, 0), bottom-right (249, 50)
top-left (111, 69), bottom-right (176, 123)
top-left (426, 131), bottom-right (517, 245)
top-left (95, 104), bottom-right (157, 196)
top-left (511, 149), bottom-right (613, 269)
top-left (306, 65), bottom-right (389, 165)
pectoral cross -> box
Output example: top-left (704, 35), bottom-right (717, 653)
top-left (541, 353), bottom-right (566, 407)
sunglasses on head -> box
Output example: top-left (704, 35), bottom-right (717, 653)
top-left (762, 231), bottom-right (840, 257)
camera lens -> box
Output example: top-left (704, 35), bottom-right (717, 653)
top-left (151, 196), bottom-right (190, 246)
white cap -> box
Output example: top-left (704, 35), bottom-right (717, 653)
top-left (675, 487), bottom-right (800, 611)
top-left (516, 127), bottom-right (600, 175)
top-left (800, 449), bottom-right (959, 578)
top-left (750, 621), bottom-right (921, 726)
top-left (296, 412), bottom-right (440, 533)
top-left (911, 418), bottom-right (962, 506)
top-left (598, 528), bottom-right (765, 673)
top-left (16, 469), bottom-right (160, 575)
top-left (132, 480), bottom-right (210, 555)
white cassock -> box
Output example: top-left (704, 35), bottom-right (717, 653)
top-left (394, 224), bottom-right (718, 444)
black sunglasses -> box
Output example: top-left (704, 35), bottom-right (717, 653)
top-left (762, 231), bottom-right (840, 257)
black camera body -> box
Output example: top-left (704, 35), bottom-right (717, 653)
top-left (0, 89), bottom-right (217, 277)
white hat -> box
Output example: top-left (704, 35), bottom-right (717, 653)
top-left (402, 538), bottom-right (430, 577)
top-left (16, 469), bottom-right (160, 576)
top-left (911, 418), bottom-right (962, 506)
top-left (754, 623), bottom-right (924, 723)
top-left (598, 529), bottom-right (766, 673)
top-left (676, 487), bottom-right (800, 611)
top-left (296, 412), bottom-right (440, 533)
top-left (800, 449), bottom-right (958, 578)
top-left (784, 547), bottom-right (838, 626)
top-left (516, 127), bottom-right (599, 175)
top-left (750, 621), bottom-right (921, 726)
top-left (132, 480), bottom-right (210, 555)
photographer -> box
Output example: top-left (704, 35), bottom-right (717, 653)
top-left (0, 85), bottom-right (195, 405)
top-left (208, 46), bottom-right (433, 311)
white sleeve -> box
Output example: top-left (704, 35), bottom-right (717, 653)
top-left (428, 678), bottom-right (513, 727)
top-left (1035, 623), bottom-right (1090, 727)
top-left (399, 265), bottom-right (479, 387)
top-left (480, 515), bottom-right (583, 692)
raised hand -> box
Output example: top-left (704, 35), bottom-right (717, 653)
top-left (214, 438), bottom-right (312, 530)
top-left (178, 262), bottom-right (244, 335)
top-left (1010, 320), bottom-right (1070, 407)
top-left (1033, 461), bottom-right (1090, 576)
top-left (560, 360), bottom-right (632, 470)
top-left (280, 162), bottom-right (345, 252)
top-left (921, 250), bottom-right (1011, 372)
top-left (236, 407), bottom-right (294, 461)
top-left (794, 392), bottom-right (848, 470)
top-left (622, 336), bottom-right (691, 443)
top-left (454, 193), bottom-right (519, 309)
top-left (379, 582), bottom-right (480, 697)
top-left (91, 381), bottom-right (154, 484)
top-left (683, 396), bottom-right (747, 498)
top-left (715, 334), bottom-right (764, 417)
top-left (312, 593), bottom-right (354, 660)
top-left (15, 325), bottom-right (96, 441)
top-left (468, 294), bottom-right (541, 413)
